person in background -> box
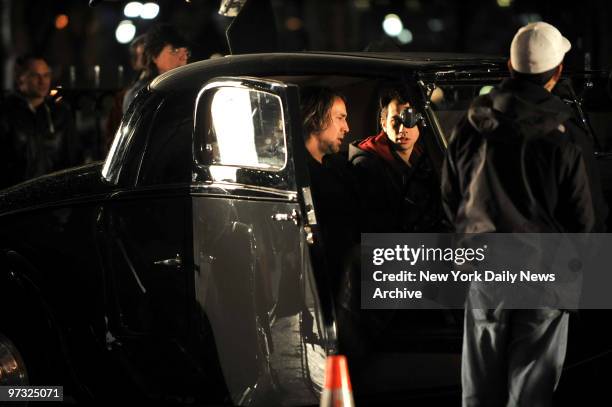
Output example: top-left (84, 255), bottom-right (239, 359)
top-left (122, 24), bottom-right (190, 114)
top-left (129, 34), bottom-right (147, 75)
top-left (0, 54), bottom-right (79, 188)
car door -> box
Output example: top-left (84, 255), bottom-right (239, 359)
top-left (98, 92), bottom-right (203, 400)
top-left (190, 77), bottom-right (329, 405)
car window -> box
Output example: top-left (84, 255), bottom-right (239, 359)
top-left (102, 91), bottom-right (161, 185)
top-left (205, 87), bottom-right (287, 171)
top-left (138, 95), bottom-right (194, 186)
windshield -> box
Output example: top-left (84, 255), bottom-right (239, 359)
top-left (102, 90), bottom-right (161, 184)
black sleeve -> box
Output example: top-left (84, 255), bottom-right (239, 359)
top-left (440, 117), bottom-right (469, 229)
top-left (350, 154), bottom-right (396, 232)
top-left (558, 143), bottom-right (596, 233)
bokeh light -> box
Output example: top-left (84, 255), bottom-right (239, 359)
top-left (115, 20), bottom-right (136, 44)
top-left (398, 28), bottom-right (413, 44)
top-left (124, 2), bottom-right (143, 18)
top-left (141, 3), bottom-right (160, 20)
top-left (55, 14), bottom-right (69, 30)
top-left (383, 14), bottom-right (403, 37)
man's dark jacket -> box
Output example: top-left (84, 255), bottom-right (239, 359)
top-left (441, 78), bottom-right (599, 233)
top-left (349, 131), bottom-right (445, 232)
top-left (0, 94), bottom-right (79, 188)
top-left (307, 153), bottom-right (361, 293)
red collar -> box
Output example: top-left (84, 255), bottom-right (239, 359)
top-left (357, 131), bottom-right (422, 169)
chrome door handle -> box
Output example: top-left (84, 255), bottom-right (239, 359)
top-left (154, 254), bottom-right (182, 267)
top-left (271, 209), bottom-right (299, 225)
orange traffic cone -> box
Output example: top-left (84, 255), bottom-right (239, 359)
top-left (320, 355), bottom-right (355, 407)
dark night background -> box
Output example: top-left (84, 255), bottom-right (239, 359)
top-left (1, 0), bottom-right (609, 161)
top-left (1, 0), bottom-right (610, 90)
top-left (1, 3), bottom-right (612, 404)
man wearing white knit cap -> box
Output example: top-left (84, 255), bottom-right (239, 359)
top-left (442, 21), bottom-right (605, 407)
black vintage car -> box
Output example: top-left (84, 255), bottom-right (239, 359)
top-left (1, 52), bottom-right (612, 405)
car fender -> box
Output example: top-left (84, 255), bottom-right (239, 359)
top-left (0, 250), bottom-right (82, 394)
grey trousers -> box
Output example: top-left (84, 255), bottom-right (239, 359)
top-left (461, 303), bottom-right (569, 407)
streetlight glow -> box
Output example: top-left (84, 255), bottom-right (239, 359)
top-left (124, 2), bottom-right (143, 18)
top-left (398, 28), bottom-right (413, 44)
top-left (141, 3), bottom-right (160, 20)
top-left (115, 20), bottom-right (136, 44)
top-left (382, 14), bottom-right (403, 37)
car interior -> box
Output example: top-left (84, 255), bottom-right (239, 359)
top-left (259, 73), bottom-right (612, 396)
top-left (268, 74), bottom-right (467, 394)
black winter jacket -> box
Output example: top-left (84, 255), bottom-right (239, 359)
top-left (441, 78), bottom-right (597, 233)
top-left (307, 153), bottom-right (361, 293)
top-left (0, 94), bottom-right (78, 188)
top-left (349, 132), bottom-right (445, 232)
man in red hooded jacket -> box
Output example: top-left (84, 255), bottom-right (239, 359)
top-left (349, 88), bottom-right (444, 232)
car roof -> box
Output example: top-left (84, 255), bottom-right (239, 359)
top-left (151, 51), bottom-right (508, 93)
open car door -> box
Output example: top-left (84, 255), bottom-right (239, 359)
top-left (191, 76), bottom-right (333, 405)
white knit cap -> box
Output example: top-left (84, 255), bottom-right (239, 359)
top-left (510, 22), bottom-right (571, 74)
